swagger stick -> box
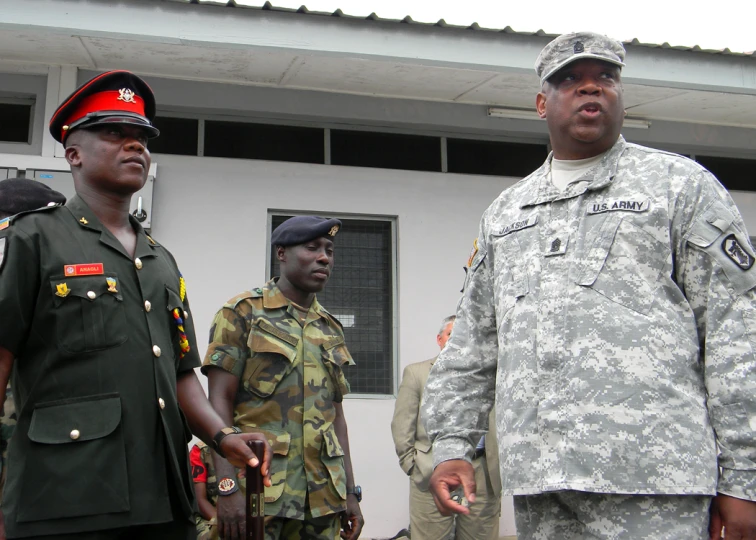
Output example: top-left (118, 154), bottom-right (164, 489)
top-left (246, 440), bottom-right (266, 539)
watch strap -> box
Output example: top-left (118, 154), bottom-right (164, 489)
top-left (212, 426), bottom-right (242, 458)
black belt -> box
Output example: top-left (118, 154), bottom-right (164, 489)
top-left (472, 447), bottom-right (486, 460)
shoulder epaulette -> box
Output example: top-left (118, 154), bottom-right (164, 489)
top-left (7, 203), bottom-right (63, 226)
top-left (224, 287), bottom-right (264, 309)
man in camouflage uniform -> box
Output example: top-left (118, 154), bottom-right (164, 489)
top-left (0, 179), bottom-right (66, 501)
top-left (191, 442), bottom-right (218, 540)
top-left (423, 32), bottom-right (756, 539)
top-left (203, 216), bottom-right (364, 540)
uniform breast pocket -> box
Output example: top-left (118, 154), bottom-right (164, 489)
top-left (243, 320), bottom-right (297, 398)
top-left (574, 215), bottom-right (668, 315)
top-left (49, 273), bottom-right (127, 354)
top-left (491, 234), bottom-right (530, 320)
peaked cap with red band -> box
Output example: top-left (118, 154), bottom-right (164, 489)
top-left (49, 70), bottom-right (159, 144)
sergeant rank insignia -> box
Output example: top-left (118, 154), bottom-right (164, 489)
top-left (55, 283), bottom-right (70, 298)
top-left (106, 277), bottom-right (119, 293)
top-left (722, 234), bottom-right (754, 270)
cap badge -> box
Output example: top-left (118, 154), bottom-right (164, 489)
top-left (55, 283), bottom-right (70, 298)
top-left (328, 225), bottom-right (340, 237)
top-left (574, 41), bottom-right (585, 53)
top-left (106, 277), bottom-right (119, 294)
top-left (117, 88), bottom-right (137, 104)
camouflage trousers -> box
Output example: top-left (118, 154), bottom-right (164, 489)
top-left (264, 513), bottom-right (340, 540)
top-left (513, 491), bottom-right (712, 540)
top-left (196, 516), bottom-right (216, 540)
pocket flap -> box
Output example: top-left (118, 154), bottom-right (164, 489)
top-left (688, 201), bottom-right (736, 248)
top-left (49, 274), bottom-right (123, 306)
top-left (252, 320), bottom-right (299, 359)
top-left (576, 214), bottom-right (622, 286)
top-left (322, 428), bottom-right (345, 458)
top-left (166, 286), bottom-right (183, 311)
top-left (29, 394), bottom-right (121, 444)
top-left (415, 440), bottom-right (431, 453)
top-left (321, 339), bottom-right (354, 367)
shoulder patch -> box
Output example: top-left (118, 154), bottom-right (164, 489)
top-left (722, 234), bottom-right (754, 270)
top-left (0, 218), bottom-right (9, 231)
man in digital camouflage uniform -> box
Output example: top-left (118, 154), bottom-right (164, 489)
top-left (0, 179), bottom-right (66, 502)
top-left (204, 216), bottom-right (364, 540)
top-left (423, 32), bottom-right (756, 539)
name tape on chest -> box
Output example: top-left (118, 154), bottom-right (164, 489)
top-left (494, 215), bottom-right (539, 237)
top-left (587, 199), bottom-right (650, 215)
top-left (64, 263), bottom-right (104, 276)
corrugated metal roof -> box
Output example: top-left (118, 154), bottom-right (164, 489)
top-left (170, 0), bottom-right (756, 57)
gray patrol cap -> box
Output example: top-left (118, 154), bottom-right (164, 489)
top-left (535, 31), bottom-right (626, 85)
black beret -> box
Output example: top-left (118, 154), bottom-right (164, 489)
top-left (49, 70), bottom-right (159, 144)
top-left (271, 216), bottom-right (342, 247)
top-left (0, 178), bottom-right (66, 217)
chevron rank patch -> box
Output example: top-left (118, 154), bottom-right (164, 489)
top-left (722, 234), bottom-right (754, 270)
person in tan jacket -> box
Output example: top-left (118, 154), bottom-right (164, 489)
top-left (391, 315), bottom-right (501, 540)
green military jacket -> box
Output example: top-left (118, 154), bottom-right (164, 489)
top-left (0, 196), bottom-right (201, 537)
top-left (203, 279), bottom-right (354, 520)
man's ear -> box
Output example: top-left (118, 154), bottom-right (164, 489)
top-left (436, 334), bottom-right (443, 347)
top-left (276, 246), bottom-right (286, 263)
top-left (65, 144), bottom-right (81, 168)
top-left (536, 92), bottom-right (547, 119)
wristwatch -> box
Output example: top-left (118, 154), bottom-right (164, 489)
top-left (346, 485), bottom-right (362, 502)
top-left (217, 477), bottom-right (239, 496)
top-left (212, 426), bottom-right (242, 458)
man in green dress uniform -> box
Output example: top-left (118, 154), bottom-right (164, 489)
top-left (0, 71), bottom-right (270, 540)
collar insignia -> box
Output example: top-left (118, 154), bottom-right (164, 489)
top-left (79, 217), bottom-right (89, 225)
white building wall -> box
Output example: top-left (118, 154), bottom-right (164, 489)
top-left (149, 153), bottom-right (520, 538)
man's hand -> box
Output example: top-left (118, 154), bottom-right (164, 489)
top-left (428, 459), bottom-right (476, 516)
top-left (709, 493), bottom-right (756, 540)
top-left (219, 433), bottom-right (273, 487)
top-left (216, 490), bottom-right (246, 540)
top-left (340, 495), bottom-right (364, 540)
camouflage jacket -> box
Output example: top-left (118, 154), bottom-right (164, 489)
top-left (424, 136), bottom-right (756, 500)
top-left (203, 278), bottom-right (354, 519)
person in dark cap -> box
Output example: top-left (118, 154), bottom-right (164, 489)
top-left (0, 70), bottom-right (272, 540)
top-left (203, 216), bottom-right (365, 540)
top-left (423, 31), bottom-right (756, 539)
top-left (0, 178), bottom-right (66, 220)
top-left (0, 178), bottom-right (67, 532)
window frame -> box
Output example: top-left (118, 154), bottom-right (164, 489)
top-left (266, 210), bottom-right (400, 399)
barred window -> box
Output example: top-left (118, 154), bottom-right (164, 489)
top-left (269, 214), bottom-right (396, 395)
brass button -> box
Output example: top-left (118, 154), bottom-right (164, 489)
top-left (134, 258), bottom-right (143, 270)
top-left (70, 429), bottom-right (80, 440)
top-left (87, 291), bottom-right (96, 300)
top-left (152, 345), bottom-right (161, 357)
top-left (158, 398), bottom-right (165, 409)
top-left (144, 300), bottom-right (152, 312)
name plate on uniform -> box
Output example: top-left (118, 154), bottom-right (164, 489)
top-left (587, 199), bottom-right (649, 215)
top-left (64, 263), bottom-right (104, 276)
top-left (494, 215), bottom-right (539, 237)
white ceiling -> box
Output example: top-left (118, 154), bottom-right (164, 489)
top-left (2, 28), bottom-right (756, 129)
